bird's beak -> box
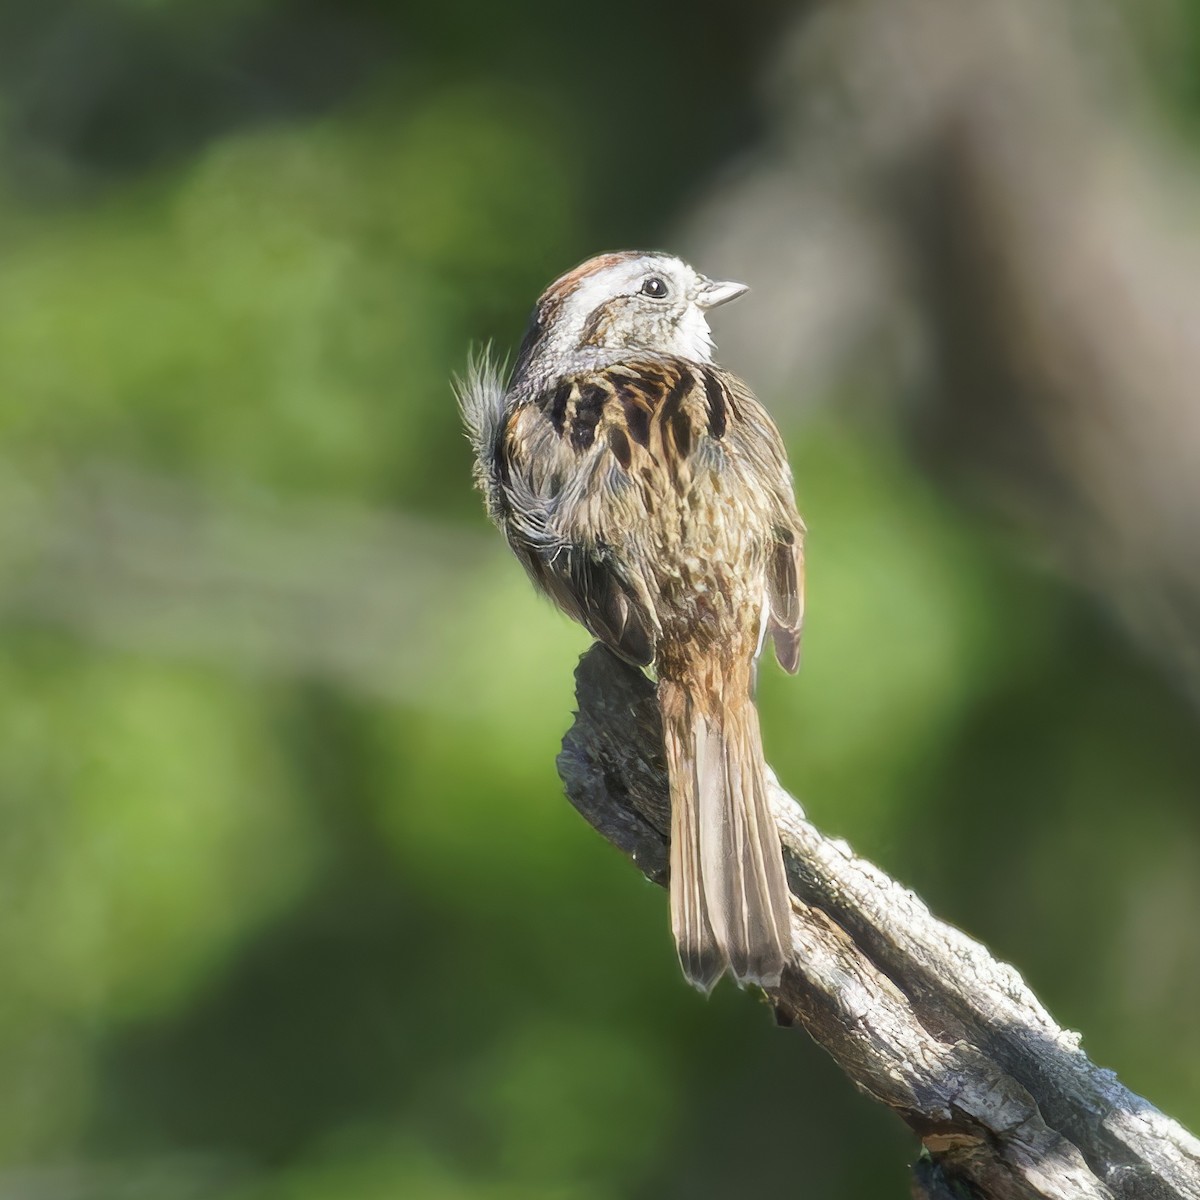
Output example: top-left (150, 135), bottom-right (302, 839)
top-left (698, 278), bottom-right (750, 309)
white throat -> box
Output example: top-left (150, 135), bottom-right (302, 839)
top-left (674, 306), bottom-right (716, 362)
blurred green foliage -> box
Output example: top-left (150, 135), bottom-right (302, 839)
top-left (0, 3), bottom-right (1197, 1198)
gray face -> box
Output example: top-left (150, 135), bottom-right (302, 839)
top-left (514, 252), bottom-right (748, 382)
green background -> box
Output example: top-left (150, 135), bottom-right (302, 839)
top-left (0, 2), bottom-right (1196, 1197)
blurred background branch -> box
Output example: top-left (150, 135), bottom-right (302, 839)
top-left (561, 645), bottom-right (1200, 1200)
top-left (0, 463), bottom-right (496, 706)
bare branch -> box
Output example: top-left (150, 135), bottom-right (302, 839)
top-left (559, 644), bottom-right (1200, 1200)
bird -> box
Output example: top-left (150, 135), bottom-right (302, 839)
top-left (457, 251), bottom-right (805, 992)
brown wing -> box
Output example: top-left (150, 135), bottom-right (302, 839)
top-left (497, 357), bottom-right (805, 671)
top-left (710, 370), bottom-right (807, 673)
top-left (767, 527), bottom-right (805, 672)
top-left (496, 370), bottom-right (664, 667)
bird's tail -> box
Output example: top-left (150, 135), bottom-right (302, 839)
top-left (660, 676), bottom-right (791, 992)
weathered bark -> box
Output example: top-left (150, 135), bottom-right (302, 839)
top-left (558, 643), bottom-right (1200, 1200)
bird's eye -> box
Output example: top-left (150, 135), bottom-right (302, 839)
top-left (640, 276), bottom-right (669, 298)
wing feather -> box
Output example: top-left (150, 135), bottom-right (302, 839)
top-left (711, 372), bottom-right (807, 674)
top-left (768, 529), bottom-right (805, 674)
top-left (472, 354), bottom-right (805, 674)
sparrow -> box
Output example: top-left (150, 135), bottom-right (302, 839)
top-left (457, 251), bottom-right (805, 992)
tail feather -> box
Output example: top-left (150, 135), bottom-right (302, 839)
top-left (666, 706), bottom-right (726, 993)
top-left (663, 680), bottom-right (791, 991)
